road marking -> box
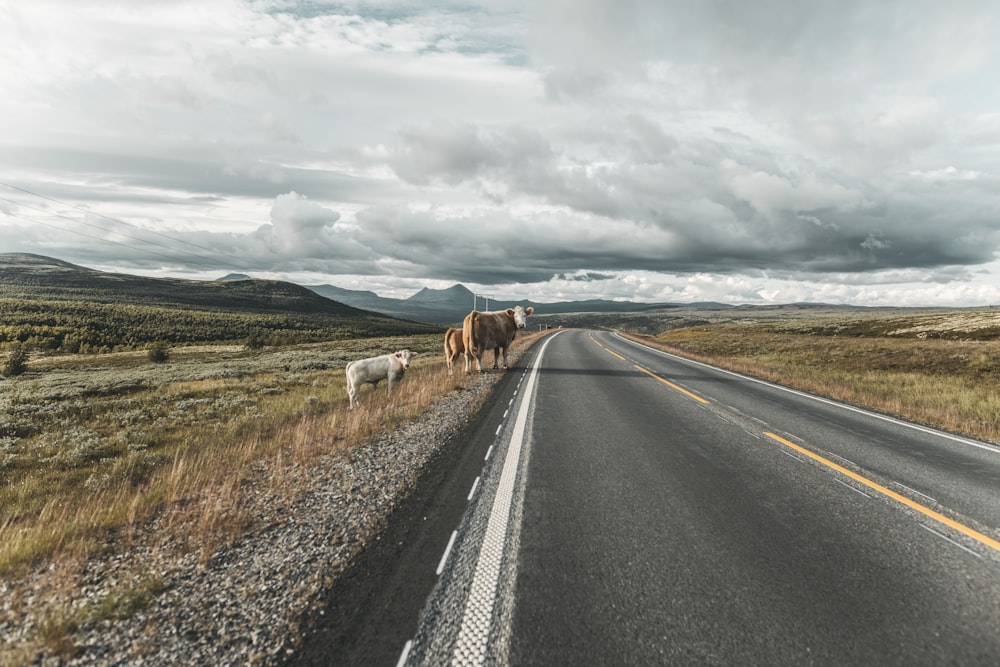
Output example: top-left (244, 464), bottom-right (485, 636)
top-left (827, 451), bottom-right (857, 467)
top-left (616, 332), bottom-right (1000, 455)
top-left (484, 444), bottom-right (494, 460)
top-left (590, 332), bottom-right (628, 360)
top-left (436, 530), bottom-right (458, 575)
top-left (591, 330), bottom-right (709, 404)
top-left (920, 524), bottom-right (983, 559)
top-left (633, 365), bottom-right (710, 404)
top-left (765, 432), bottom-right (1000, 554)
top-left (896, 482), bottom-right (937, 504)
top-left (834, 477), bottom-right (871, 498)
top-left (396, 640), bottom-right (413, 667)
top-left (780, 449), bottom-right (805, 463)
top-left (603, 347), bottom-right (628, 361)
top-left (451, 333), bottom-right (557, 666)
top-left (467, 476), bottom-right (480, 501)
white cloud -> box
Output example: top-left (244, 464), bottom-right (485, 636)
top-left (3, 0), bottom-right (1000, 306)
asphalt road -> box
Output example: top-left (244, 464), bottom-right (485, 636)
top-left (308, 329), bottom-right (1000, 666)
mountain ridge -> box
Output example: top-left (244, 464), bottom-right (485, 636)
top-left (0, 253), bottom-right (733, 326)
top-left (0, 253), bottom-right (385, 318)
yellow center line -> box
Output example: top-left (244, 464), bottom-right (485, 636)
top-left (589, 333), bottom-right (709, 403)
top-left (764, 432), bottom-right (1000, 554)
top-left (634, 365), bottom-right (710, 404)
top-left (590, 332), bottom-right (628, 361)
top-left (605, 348), bottom-right (627, 361)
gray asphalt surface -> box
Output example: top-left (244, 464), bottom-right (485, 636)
top-left (405, 329), bottom-right (1000, 665)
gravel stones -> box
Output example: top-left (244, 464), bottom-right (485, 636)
top-left (3, 370), bottom-right (504, 666)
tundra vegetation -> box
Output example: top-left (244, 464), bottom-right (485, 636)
top-left (4, 300), bottom-right (998, 660)
top-left (0, 333), bottom-right (459, 575)
top-left (0, 301), bottom-right (517, 661)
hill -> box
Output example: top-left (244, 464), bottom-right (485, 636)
top-left (0, 253), bottom-right (375, 316)
top-left (0, 253), bottom-right (437, 351)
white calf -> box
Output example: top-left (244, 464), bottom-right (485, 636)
top-left (346, 349), bottom-right (417, 409)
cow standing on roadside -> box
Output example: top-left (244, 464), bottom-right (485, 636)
top-left (463, 305), bottom-right (534, 374)
top-left (444, 326), bottom-right (498, 375)
top-left (346, 349), bottom-right (417, 409)
top-left (444, 327), bottom-right (464, 375)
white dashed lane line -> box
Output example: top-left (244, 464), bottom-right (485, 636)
top-left (436, 531), bottom-right (459, 576)
top-left (920, 524), bottom-right (983, 559)
top-left (834, 477), bottom-right (871, 498)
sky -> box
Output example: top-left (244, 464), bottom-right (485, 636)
top-left (2, 0), bottom-right (1000, 306)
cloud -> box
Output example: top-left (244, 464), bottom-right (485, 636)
top-left (3, 1), bottom-right (1000, 307)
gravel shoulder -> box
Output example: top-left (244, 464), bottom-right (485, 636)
top-left (2, 360), bottom-right (512, 666)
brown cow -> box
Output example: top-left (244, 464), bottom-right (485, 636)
top-left (444, 327), bottom-right (464, 375)
top-left (444, 326), bottom-right (499, 375)
top-left (463, 305), bottom-right (534, 373)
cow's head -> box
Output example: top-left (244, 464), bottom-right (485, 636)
top-left (395, 349), bottom-right (416, 368)
top-left (507, 305), bottom-right (534, 329)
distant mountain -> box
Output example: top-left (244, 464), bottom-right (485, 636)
top-left (0, 253), bottom-right (728, 330)
top-left (309, 283), bottom-right (480, 324)
top-left (304, 280), bottom-right (722, 325)
top-left (217, 273), bottom-right (252, 282)
top-left (406, 284), bottom-right (475, 305)
top-left (308, 284), bottom-right (410, 318)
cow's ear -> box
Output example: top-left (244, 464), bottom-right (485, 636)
top-left (525, 307), bottom-right (534, 315)
top-left (505, 308), bottom-right (515, 316)
top-left (395, 351), bottom-right (404, 358)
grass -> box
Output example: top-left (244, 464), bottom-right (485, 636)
top-left (0, 329), bottom-right (545, 662)
top-left (621, 309), bottom-right (1000, 444)
top-left (0, 334), bottom-right (443, 574)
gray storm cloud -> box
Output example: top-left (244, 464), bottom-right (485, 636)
top-left (2, 0), bottom-right (1000, 306)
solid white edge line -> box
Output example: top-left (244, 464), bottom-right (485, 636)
top-left (467, 476), bottom-right (481, 501)
top-left (451, 331), bottom-right (561, 665)
top-left (396, 640), bottom-right (413, 667)
top-left (436, 530), bottom-right (458, 576)
top-left (612, 331), bottom-right (1000, 454)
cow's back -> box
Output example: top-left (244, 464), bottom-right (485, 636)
top-left (468, 311), bottom-right (510, 350)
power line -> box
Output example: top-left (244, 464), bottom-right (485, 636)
top-left (1, 208), bottom-right (218, 268)
top-left (0, 195), bottom-right (247, 273)
top-left (0, 181), bottom-right (264, 274)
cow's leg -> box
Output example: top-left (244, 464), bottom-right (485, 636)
top-left (500, 346), bottom-right (509, 369)
top-left (348, 382), bottom-right (359, 409)
top-left (464, 350), bottom-right (472, 374)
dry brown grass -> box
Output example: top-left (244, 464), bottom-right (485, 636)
top-left (622, 310), bottom-right (1000, 444)
top-left (0, 330), bottom-right (546, 662)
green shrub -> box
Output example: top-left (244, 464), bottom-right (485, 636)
top-left (147, 342), bottom-right (170, 364)
top-left (2, 348), bottom-right (28, 377)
